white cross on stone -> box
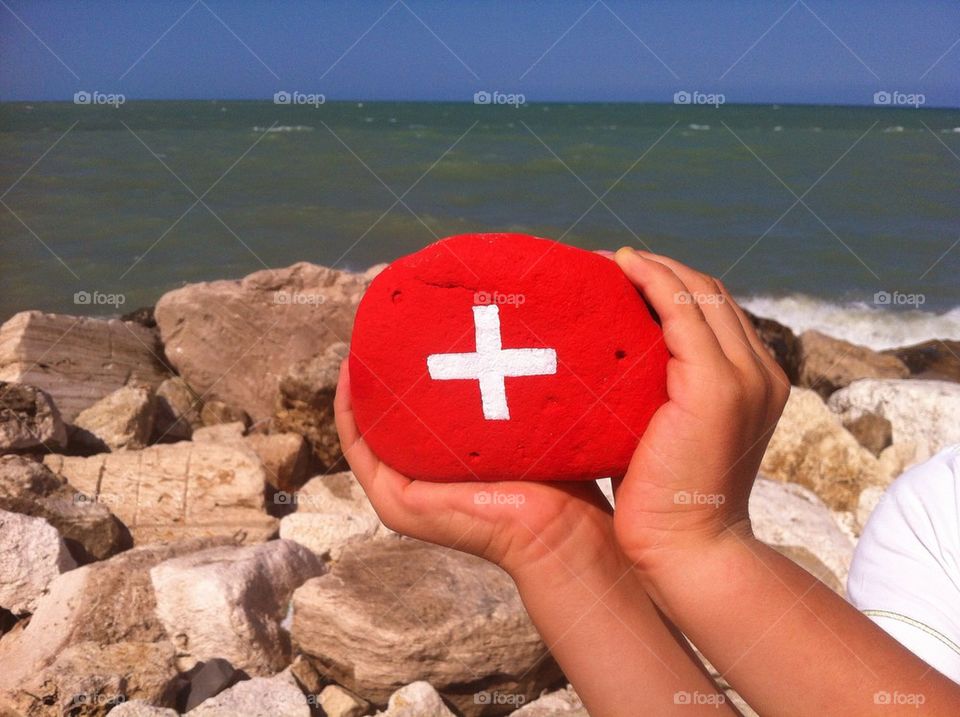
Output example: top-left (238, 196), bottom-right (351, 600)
top-left (427, 304), bottom-right (557, 421)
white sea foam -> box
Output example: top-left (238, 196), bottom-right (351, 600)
top-left (252, 125), bottom-right (314, 132)
top-left (738, 294), bottom-right (960, 350)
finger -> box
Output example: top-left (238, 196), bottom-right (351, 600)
top-left (594, 249), bottom-right (616, 259)
top-left (613, 248), bottom-right (726, 365)
top-left (637, 252), bottom-right (758, 369)
top-left (723, 292), bottom-right (791, 391)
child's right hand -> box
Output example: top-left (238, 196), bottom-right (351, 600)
top-left (608, 248), bottom-right (790, 573)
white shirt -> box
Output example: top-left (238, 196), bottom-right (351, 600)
top-left (848, 445), bottom-right (960, 684)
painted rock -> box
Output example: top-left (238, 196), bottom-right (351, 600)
top-left (349, 233), bottom-right (669, 482)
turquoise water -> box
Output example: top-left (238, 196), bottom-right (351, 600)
top-left (1, 100), bottom-right (958, 346)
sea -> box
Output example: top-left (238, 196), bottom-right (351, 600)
top-left (1, 100), bottom-right (958, 350)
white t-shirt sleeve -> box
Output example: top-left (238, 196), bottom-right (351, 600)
top-left (847, 445), bottom-right (960, 684)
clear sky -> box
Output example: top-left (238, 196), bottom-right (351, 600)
top-left (1, 0), bottom-right (958, 106)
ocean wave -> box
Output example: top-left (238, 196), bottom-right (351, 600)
top-left (738, 294), bottom-right (960, 350)
top-left (688, 123), bottom-right (710, 131)
top-left (252, 125), bottom-right (314, 132)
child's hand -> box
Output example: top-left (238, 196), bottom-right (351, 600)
top-left (609, 248), bottom-right (790, 570)
top-left (334, 361), bottom-right (620, 583)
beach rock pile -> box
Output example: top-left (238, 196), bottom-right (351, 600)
top-left (0, 259), bottom-right (956, 716)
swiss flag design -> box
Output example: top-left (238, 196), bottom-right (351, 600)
top-left (349, 233), bottom-right (670, 482)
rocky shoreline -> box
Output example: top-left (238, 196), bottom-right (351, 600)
top-left (1, 261), bottom-right (958, 716)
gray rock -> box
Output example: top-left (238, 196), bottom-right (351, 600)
top-left (292, 539), bottom-right (562, 716)
top-left (0, 381), bottom-right (67, 451)
top-left (178, 658), bottom-right (242, 712)
top-left (150, 539), bottom-right (325, 675)
top-left (509, 686), bottom-right (587, 716)
top-left (153, 376), bottom-right (203, 442)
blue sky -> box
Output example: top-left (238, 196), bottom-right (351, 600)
top-left (1, 0), bottom-right (958, 106)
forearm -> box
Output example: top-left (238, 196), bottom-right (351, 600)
top-left (509, 547), bottom-right (738, 716)
top-left (637, 533), bottom-right (960, 715)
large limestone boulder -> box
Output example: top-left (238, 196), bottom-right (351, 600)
top-left (0, 455), bottom-right (129, 562)
top-left (73, 384), bottom-right (155, 451)
top-left (0, 312), bottom-right (168, 422)
top-left (0, 381), bottom-right (67, 451)
top-left (884, 339), bottom-right (960, 382)
top-left (43, 442), bottom-right (277, 545)
top-left (273, 342), bottom-right (349, 470)
top-left (761, 387), bottom-right (884, 511)
top-left (193, 422), bottom-right (312, 492)
top-left (150, 540), bottom-right (325, 675)
top-left (0, 537), bottom-right (230, 709)
top-left (749, 477), bottom-right (856, 591)
top-left (10, 641), bottom-right (180, 717)
top-left (292, 539), bottom-right (562, 716)
top-left (154, 263), bottom-right (370, 422)
top-left (190, 669), bottom-right (310, 717)
top-left (278, 471), bottom-right (391, 560)
top-left (797, 330), bottom-right (909, 399)
top-left (0, 510), bottom-right (76, 615)
top-left (827, 379), bottom-right (960, 464)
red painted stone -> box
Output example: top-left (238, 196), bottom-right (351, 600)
top-left (349, 233), bottom-right (669, 482)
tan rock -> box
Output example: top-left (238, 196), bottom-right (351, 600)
top-left (0, 312), bottom-right (168, 422)
top-left (319, 684), bottom-right (369, 717)
top-left (200, 399), bottom-right (249, 427)
top-left (376, 682), bottom-right (456, 717)
top-left (0, 537), bottom-right (230, 699)
top-left (292, 539), bottom-right (562, 716)
top-left (109, 701), bottom-right (179, 716)
top-left (0, 510), bottom-right (76, 615)
top-left (154, 262), bottom-right (369, 422)
top-left (43, 442), bottom-right (276, 545)
top-left (7, 641), bottom-right (179, 717)
top-left (761, 387), bottom-right (884, 511)
top-left (840, 412), bottom-right (892, 457)
top-left (877, 441), bottom-right (922, 484)
top-left (73, 384), bottom-right (155, 451)
top-left (273, 342), bottom-right (349, 470)
top-left (0, 382), bottom-right (67, 451)
top-left (152, 376), bottom-right (203, 442)
top-left (150, 540), bottom-right (325, 675)
top-left (883, 339), bottom-right (960, 382)
top-left (797, 330), bottom-right (909, 399)
top-left (194, 423), bottom-right (311, 492)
